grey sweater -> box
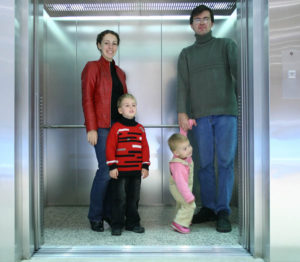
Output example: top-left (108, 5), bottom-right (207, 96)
top-left (177, 31), bottom-right (238, 118)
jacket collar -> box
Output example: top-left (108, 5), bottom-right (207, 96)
top-left (99, 55), bottom-right (115, 66)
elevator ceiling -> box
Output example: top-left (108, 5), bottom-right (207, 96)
top-left (44, 0), bottom-right (236, 17)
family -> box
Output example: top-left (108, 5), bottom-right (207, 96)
top-left (81, 5), bottom-right (238, 236)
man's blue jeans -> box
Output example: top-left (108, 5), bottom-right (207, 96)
top-left (193, 115), bottom-right (237, 214)
top-left (88, 128), bottom-right (112, 222)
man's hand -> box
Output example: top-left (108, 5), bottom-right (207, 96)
top-left (178, 113), bottom-right (191, 132)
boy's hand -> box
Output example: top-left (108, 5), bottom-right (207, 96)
top-left (141, 168), bottom-right (149, 179)
top-left (109, 168), bottom-right (119, 179)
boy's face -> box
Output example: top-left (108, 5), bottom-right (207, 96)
top-left (174, 140), bottom-right (193, 159)
top-left (118, 97), bottom-right (137, 119)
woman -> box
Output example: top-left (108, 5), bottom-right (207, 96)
top-left (81, 30), bottom-right (127, 232)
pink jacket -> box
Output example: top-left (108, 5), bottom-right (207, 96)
top-left (169, 156), bottom-right (194, 203)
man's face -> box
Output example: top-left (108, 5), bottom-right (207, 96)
top-left (190, 10), bottom-right (213, 36)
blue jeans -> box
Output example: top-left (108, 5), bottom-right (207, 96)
top-left (88, 128), bottom-right (112, 222)
top-left (193, 115), bottom-right (237, 214)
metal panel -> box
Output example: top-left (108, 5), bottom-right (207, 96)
top-left (269, 1), bottom-right (300, 261)
top-left (0, 1), bottom-right (16, 261)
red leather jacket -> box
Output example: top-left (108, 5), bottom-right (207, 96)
top-left (81, 56), bottom-right (127, 131)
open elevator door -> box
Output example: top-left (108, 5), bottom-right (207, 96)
top-left (32, 0), bottom-right (255, 257)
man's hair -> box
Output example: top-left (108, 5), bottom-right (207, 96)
top-left (189, 4), bottom-right (215, 24)
top-left (168, 133), bottom-right (189, 152)
top-left (117, 93), bottom-right (137, 108)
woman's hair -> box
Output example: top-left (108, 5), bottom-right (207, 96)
top-left (117, 93), bottom-right (137, 108)
top-left (189, 4), bottom-right (214, 24)
top-left (96, 30), bottom-right (120, 47)
top-left (168, 133), bottom-right (189, 152)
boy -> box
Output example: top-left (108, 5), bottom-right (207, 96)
top-left (106, 94), bottom-right (150, 236)
top-left (168, 133), bottom-right (196, 234)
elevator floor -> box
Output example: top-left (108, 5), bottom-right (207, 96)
top-left (43, 206), bottom-right (239, 246)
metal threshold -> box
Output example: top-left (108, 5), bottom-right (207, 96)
top-left (34, 245), bottom-right (250, 257)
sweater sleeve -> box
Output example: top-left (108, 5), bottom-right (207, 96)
top-left (141, 125), bottom-right (150, 170)
top-left (177, 49), bottom-right (190, 114)
top-left (106, 124), bottom-right (118, 170)
top-left (170, 162), bottom-right (194, 203)
top-left (226, 39), bottom-right (238, 81)
top-left (81, 62), bottom-right (98, 132)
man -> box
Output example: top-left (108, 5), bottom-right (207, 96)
top-left (177, 4), bottom-right (238, 233)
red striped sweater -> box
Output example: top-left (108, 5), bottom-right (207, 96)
top-left (106, 116), bottom-right (150, 176)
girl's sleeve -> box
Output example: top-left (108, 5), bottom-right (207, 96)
top-left (106, 125), bottom-right (118, 170)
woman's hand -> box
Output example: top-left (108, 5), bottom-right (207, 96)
top-left (109, 169), bottom-right (119, 179)
top-left (87, 130), bottom-right (98, 146)
top-left (142, 168), bottom-right (149, 179)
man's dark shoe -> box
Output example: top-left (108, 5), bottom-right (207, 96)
top-left (216, 210), bottom-right (232, 233)
top-left (125, 225), bottom-right (145, 233)
top-left (90, 220), bottom-right (104, 232)
top-left (111, 228), bottom-right (122, 236)
top-left (192, 207), bottom-right (217, 224)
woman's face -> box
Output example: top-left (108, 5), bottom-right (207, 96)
top-left (97, 33), bottom-right (118, 61)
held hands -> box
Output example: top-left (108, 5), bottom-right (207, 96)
top-left (142, 168), bottom-right (149, 179)
top-left (178, 113), bottom-right (196, 132)
top-left (109, 168), bottom-right (119, 179)
top-left (87, 130), bottom-right (98, 146)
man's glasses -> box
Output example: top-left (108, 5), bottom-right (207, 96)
top-left (193, 17), bottom-right (210, 24)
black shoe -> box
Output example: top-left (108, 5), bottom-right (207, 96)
top-left (125, 225), bottom-right (145, 233)
top-left (216, 210), bottom-right (232, 233)
top-left (90, 220), bottom-right (104, 232)
top-left (111, 228), bottom-right (122, 236)
top-left (192, 207), bottom-right (217, 224)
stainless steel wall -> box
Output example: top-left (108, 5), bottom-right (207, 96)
top-left (0, 2), bottom-right (16, 261)
top-left (42, 13), bottom-right (238, 207)
top-left (269, 1), bottom-right (300, 261)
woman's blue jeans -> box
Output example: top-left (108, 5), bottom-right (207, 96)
top-left (193, 115), bottom-right (237, 214)
top-left (88, 128), bottom-right (112, 222)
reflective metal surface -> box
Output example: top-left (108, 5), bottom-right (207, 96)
top-left (42, 14), bottom-right (238, 207)
top-left (269, 0), bottom-right (300, 261)
top-left (0, 2), bottom-right (16, 262)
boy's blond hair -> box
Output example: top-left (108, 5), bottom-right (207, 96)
top-left (168, 133), bottom-right (189, 152)
top-left (117, 93), bottom-right (137, 108)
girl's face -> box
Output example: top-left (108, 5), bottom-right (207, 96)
top-left (174, 140), bottom-right (193, 159)
top-left (118, 98), bottom-right (137, 119)
top-left (97, 33), bottom-right (118, 61)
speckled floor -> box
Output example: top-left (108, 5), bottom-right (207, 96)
top-left (43, 206), bottom-right (239, 246)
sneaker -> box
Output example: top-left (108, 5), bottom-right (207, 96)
top-left (90, 220), bottom-right (104, 232)
top-left (171, 222), bottom-right (190, 234)
top-left (125, 225), bottom-right (145, 233)
top-left (111, 228), bottom-right (122, 236)
top-left (216, 210), bottom-right (232, 233)
top-left (192, 207), bottom-right (217, 224)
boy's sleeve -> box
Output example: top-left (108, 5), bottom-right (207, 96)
top-left (141, 125), bottom-right (150, 170)
top-left (170, 162), bottom-right (194, 203)
top-left (106, 124), bottom-right (118, 170)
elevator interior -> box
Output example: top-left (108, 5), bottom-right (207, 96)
top-left (36, 0), bottom-right (246, 253)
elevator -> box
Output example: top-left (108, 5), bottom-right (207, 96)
top-left (28, 0), bottom-right (253, 255)
top-left (2, 0), bottom-right (283, 261)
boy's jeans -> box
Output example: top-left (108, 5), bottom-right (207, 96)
top-left (193, 115), bottom-right (237, 214)
top-left (88, 128), bottom-right (112, 222)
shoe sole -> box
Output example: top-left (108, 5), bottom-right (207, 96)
top-left (170, 224), bottom-right (190, 234)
